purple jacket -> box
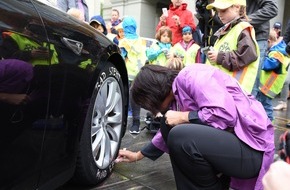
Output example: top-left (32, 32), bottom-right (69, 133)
top-left (0, 59), bottom-right (33, 93)
top-left (152, 64), bottom-right (274, 190)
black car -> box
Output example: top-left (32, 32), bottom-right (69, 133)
top-left (0, 0), bottom-right (129, 189)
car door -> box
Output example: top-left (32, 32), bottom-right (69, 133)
top-left (31, 1), bottom-right (95, 189)
top-left (0, 0), bottom-right (50, 189)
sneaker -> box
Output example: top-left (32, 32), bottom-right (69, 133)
top-left (129, 120), bottom-right (140, 134)
top-left (273, 101), bottom-right (287, 110)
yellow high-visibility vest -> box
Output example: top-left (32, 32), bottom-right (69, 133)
top-left (206, 22), bottom-right (260, 94)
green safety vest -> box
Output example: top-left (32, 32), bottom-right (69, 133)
top-left (119, 38), bottom-right (147, 81)
top-left (7, 32), bottom-right (58, 66)
top-left (259, 51), bottom-right (290, 98)
top-left (147, 43), bottom-right (169, 67)
top-left (206, 21), bottom-right (260, 94)
top-left (171, 42), bottom-right (200, 66)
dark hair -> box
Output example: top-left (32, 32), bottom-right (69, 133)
top-left (131, 65), bottom-right (179, 115)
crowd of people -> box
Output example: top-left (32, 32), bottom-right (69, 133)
top-left (55, 0), bottom-right (290, 189)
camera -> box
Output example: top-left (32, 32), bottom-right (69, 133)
top-left (201, 46), bottom-right (213, 56)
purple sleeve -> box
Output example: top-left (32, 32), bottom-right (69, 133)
top-left (151, 130), bottom-right (169, 153)
top-left (174, 70), bottom-right (238, 130)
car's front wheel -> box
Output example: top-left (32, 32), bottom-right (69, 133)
top-left (73, 62), bottom-right (125, 185)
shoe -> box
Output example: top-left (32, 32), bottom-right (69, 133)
top-left (273, 101), bottom-right (287, 110)
top-left (144, 112), bottom-right (153, 124)
top-left (286, 123), bottom-right (290, 128)
top-left (129, 119), bottom-right (140, 134)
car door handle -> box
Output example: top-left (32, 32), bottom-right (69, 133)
top-left (61, 37), bottom-right (83, 55)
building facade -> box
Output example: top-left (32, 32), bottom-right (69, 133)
top-left (101, 0), bottom-right (289, 38)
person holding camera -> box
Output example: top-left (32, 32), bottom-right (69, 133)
top-left (156, 0), bottom-right (196, 45)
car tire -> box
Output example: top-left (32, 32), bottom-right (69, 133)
top-left (72, 62), bottom-right (126, 185)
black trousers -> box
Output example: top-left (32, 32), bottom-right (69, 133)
top-left (167, 124), bottom-right (263, 190)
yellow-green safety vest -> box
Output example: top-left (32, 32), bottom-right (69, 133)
top-left (8, 32), bottom-right (59, 66)
top-left (206, 22), bottom-right (260, 94)
top-left (119, 38), bottom-right (147, 81)
top-left (171, 42), bottom-right (200, 67)
top-left (259, 51), bottom-right (290, 98)
top-left (147, 43), bottom-right (169, 66)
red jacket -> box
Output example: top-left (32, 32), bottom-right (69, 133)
top-left (156, 3), bottom-right (196, 45)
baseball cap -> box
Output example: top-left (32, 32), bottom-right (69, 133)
top-left (273, 22), bottom-right (282, 30)
top-left (206, 0), bottom-right (246, 10)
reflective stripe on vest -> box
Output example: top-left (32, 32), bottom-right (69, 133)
top-left (260, 72), bottom-right (278, 98)
top-left (259, 51), bottom-right (290, 98)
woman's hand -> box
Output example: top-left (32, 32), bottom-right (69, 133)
top-left (115, 149), bottom-right (144, 163)
top-left (164, 110), bottom-right (190, 126)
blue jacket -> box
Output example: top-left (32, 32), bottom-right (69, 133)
top-left (90, 15), bottom-right (108, 35)
top-left (262, 40), bottom-right (288, 73)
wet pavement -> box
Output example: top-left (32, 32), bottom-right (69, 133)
top-left (59, 98), bottom-right (290, 190)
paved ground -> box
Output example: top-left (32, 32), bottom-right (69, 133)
top-left (59, 98), bottom-right (290, 190)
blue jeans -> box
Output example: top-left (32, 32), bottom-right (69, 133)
top-left (256, 91), bottom-right (273, 121)
top-left (251, 40), bottom-right (268, 97)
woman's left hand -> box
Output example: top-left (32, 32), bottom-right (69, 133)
top-left (165, 110), bottom-right (190, 126)
top-left (115, 149), bottom-right (144, 163)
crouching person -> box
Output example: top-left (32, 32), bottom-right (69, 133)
top-left (116, 63), bottom-right (274, 190)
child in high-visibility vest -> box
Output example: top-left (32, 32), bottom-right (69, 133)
top-left (146, 26), bottom-right (172, 66)
top-left (257, 29), bottom-right (290, 121)
top-left (118, 16), bottom-right (147, 134)
top-left (170, 26), bottom-right (201, 66)
top-left (205, 1), bottom-right (260, 94)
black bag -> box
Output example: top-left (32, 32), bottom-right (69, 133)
top-left (143, 112), bottom-right (161, 134)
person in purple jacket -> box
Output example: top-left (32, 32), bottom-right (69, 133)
top-left (116, 64), bottom-right (275, 190)
top-left (0, 59), bottom-right (33, 105)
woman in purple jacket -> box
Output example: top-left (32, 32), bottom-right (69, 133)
top-left (116, 64), bottom-right (274, 190)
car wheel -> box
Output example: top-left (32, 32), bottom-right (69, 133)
top-left (73, 62), bottom-right (125, 185)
